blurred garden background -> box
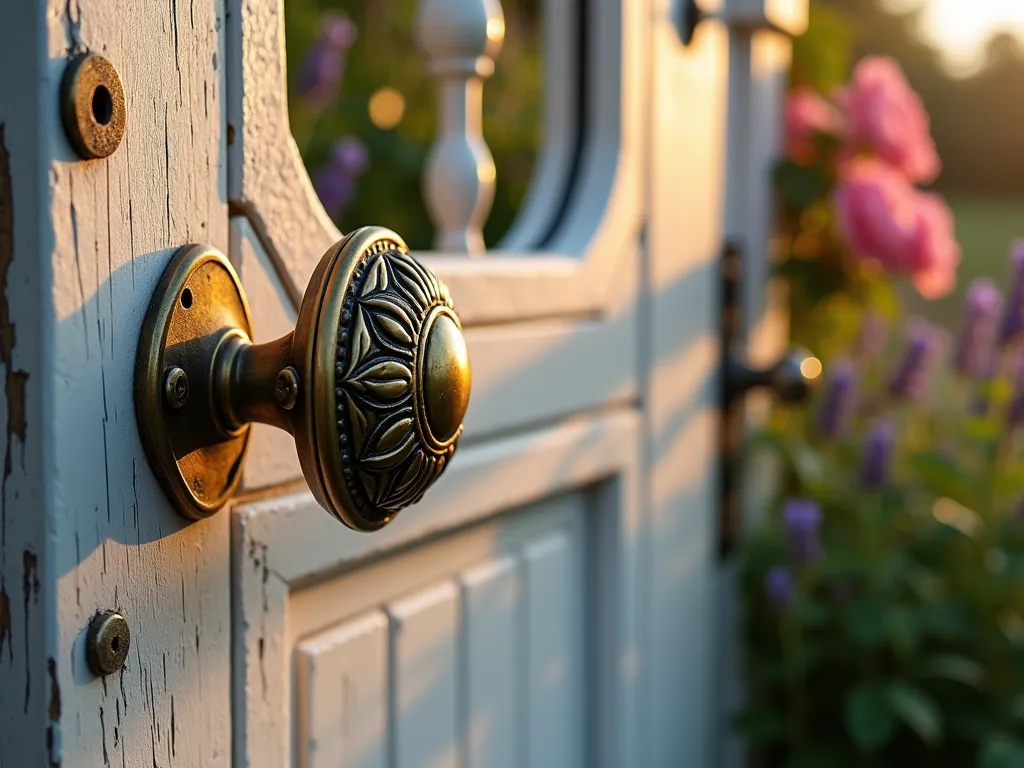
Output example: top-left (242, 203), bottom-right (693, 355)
top-left (284, 1), bottom-right (1024, 764)
top-left (285, 0), bottom-right (542, 251)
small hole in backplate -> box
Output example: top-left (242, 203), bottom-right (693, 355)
top-left (111, 636), bottom-right (120, 653)
top-left (181, 288), bottom-right (193, 309)
top-left (92, 85), bottom-right (113, 126)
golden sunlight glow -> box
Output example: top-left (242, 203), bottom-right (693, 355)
top-left (368, 87), bottom-right (405, 130)
top-left (883, 0), bottom-right (1024, 74)
top-left (486, 16), bottom-right (506, 43)
top-left (800, 357), bottom-right (823, 381)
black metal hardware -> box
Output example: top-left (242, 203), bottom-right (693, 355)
top-left (719, 242), bottom-right (817, 558)
top-left (676, 0), bottom-right (706, 46)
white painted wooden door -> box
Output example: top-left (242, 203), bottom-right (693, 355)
top-left (0, 0), bottom-right (803, 766)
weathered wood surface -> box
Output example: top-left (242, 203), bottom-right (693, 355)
top-left (0, 0), bottom-right (231, 765)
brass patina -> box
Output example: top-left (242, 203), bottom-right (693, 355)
top-left (135, 228), bottom-right (472, 530)
top-left (60, 52), bottom-right (127, 160)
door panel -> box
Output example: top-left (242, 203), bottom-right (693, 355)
top-left (235, 412), bottom-right (638, 767)
top-left (296, 612), bottom-right (390, 768)
top-left (288, 492), bottom-right (585, 768)
top-left (461, 558), bottom-right (518, 768)
top-left (389, 583), bottom-right (461, 768)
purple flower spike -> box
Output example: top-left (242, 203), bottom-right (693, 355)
top-left (783, 497), bottom-right (823, 564)
top-left (999, 241), bottom-right (1024, 345)
top-left (888, 319), bottom-right (941, 402)
top-left (855, 310), bottom-right (888, 362)
top-left (765, 565), bottom-right (796, 608)
top-left (298, 11), bottom-right (358, 113)
top-left (818, 359), bottom-right (857, 438)
top-left (955, 278), bottom-right (1001, 377)
top-left (313, 136), bottom-right (370, 220)
top-left (861, 419), bottom-right (895, 490)
top-left (1008, 356), bottom-right (1024, 428)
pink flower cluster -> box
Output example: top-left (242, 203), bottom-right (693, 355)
top-left (784, 56), bottom-right (959, 298)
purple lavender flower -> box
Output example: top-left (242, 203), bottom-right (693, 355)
top-left (955, 278), bottom-right (1001, 377)
top-left (818, 359), bottom-right (856, 438)
top-left (1008, 355), bottom-right (1024, 427)
top-left (313, 136), bottom-right (369, 219)
top-left (855, 310), bottom-right (888, 362)
top-left (782, 497), bottom-right (823, 564)
top-left (298, 12), bottom-right (358, 113)
top-left (765, 565), bottom-right (796, 608)
top-left (999, 241), bottom-right (1024, 345)
top-left (860, 419), bottom-right (894, 490)
top-left (888, 319), bottom-right (941, 402)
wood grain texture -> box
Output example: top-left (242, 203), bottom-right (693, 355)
top-left (37, 0), bottom-right (230, 765)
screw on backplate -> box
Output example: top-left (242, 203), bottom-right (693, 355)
top-left (164, 367), bottom-right (189, 409)
top-left (275, 366), bottom-right (299, 411)
top-left (86, 610), bottom-right (131, 676)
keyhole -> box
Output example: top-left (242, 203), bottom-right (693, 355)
top-left (92, 85), bottom-right (113, 126)
top-left (110, 635), bottom-right (120, 653)
top-left (180, 288), bottom-right (193, 309)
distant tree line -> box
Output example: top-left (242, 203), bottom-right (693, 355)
top-left (812, 0), bottom-right (1024, 196)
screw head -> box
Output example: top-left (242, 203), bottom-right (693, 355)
top-left (86, 610), bottom-right (131, 676)
top-left (274, 366), bottom-right (299, 411)
top-left (164, 366), bottom-right (189, 409)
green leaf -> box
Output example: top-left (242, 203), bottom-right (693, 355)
top-left (886, 682), bottom-right (943, 747)
top-left (993, 462), bottom-right (1024, 496)
top-left (790, 443), bottom-right (825, 488)
top-left (918, 602), bottom-right (971, 639)
top-left (921, 655), bottom-right (985, 689)
top-left (796, 600), bottom-right (829, 628)
top-left (730, 707), bottom-right (786, 742)
top-left (885, 606), bottom-right (919, 656)
top-left (979, 736), bottom-right (1024, 768)
top-left (773, 160), bottom-right (833, 210)
top-left (845, 600), bottom-right (887, 647)
top-left (845, 685), bottom-right (896, 753)
top-left (907, 451), bottom-right (975, 507)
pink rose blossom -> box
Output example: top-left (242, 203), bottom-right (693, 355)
top-left (844, 56), bottom-right (941, 184)
top-left (834, 158), bottom-right (920, 271)
top-left (833, 158), bottom-right (959, 298)
top-left (909, 192), bottom-right (960, 299)
top-left (785, 88), bottom-right (842, 164)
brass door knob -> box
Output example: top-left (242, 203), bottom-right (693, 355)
top-left (135, 227), bottom-right (471, 530)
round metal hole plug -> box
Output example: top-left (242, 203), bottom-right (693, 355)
top-left (134, 228), bottom-right (472, 530)
top-left (86, 610), bottom-right (131, 677)
top-left (60, 53), bottom-right (127, 160)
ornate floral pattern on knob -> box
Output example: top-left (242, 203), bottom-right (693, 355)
top-left (335, 246), bottom-right (470, 523)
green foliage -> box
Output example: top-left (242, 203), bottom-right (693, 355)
top-left (791, 2), bottom-right (855, 92)
top-left (739, 291), bottom-right (1024, 766)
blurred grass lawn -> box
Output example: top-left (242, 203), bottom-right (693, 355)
top-left (903, 196), bottom-right (1024, 328)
